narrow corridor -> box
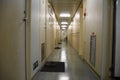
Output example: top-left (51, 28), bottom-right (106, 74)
top-left (1, 0), bottom-right (120, 80)
top-left (33, 42), bottom-right (99, 80)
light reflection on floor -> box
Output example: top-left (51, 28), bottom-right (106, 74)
top-left (58, 75), bottom-right (69, 80)
top-left (60, 50), bottom-right (67, 62)
top-left (60, 43), bottom-right (68, 69)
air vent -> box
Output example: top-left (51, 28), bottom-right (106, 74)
top-left (33, 60), bottom-right (38, 70)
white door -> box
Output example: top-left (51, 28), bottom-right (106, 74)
top-left (0, 0), bottom-right (26, 80)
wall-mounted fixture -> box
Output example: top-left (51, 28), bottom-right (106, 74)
top-left (84, 8), bottom-right (87, 17)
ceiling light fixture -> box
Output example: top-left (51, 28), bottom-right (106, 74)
top-left (60, 13), bottom-right (71, 17)
top-left (61, 27), bottom-right (66, 30)
top-left (61, 25), bottom-right (67, 28)
top-left (61, 22), bottom-right (68, 25)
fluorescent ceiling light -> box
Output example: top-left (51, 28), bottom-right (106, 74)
top-left (60, 13), bottom-right (71, 17)
top-left (61, 22), bottom-right (68, 25)
top-left (61, 27), bottom-right (66, 30)
top-left (61, 25), bottom-right (67, 28)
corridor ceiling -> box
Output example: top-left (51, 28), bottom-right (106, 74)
top-left (49, 0), bottom-right (82, 28)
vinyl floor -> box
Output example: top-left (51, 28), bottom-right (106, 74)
top-left (32, 42), bottom-right (99, 80)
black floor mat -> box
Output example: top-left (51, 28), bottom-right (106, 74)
top-left (41, 61), bottom-right (65, 72)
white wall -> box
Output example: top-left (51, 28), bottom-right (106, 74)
top-left (45, 13), bottom-right (54, 57)
top-left (84, 0), bottom-right (103, 75)
top-left (39, 0), bottom-right (46, 64)
top-left (45, 3), bottom-right (55, 57)
top-left (30, 0), bottom-right (41, 77)
top-left (40, 0), bottom-right (46, 44)
top-left (67, 26), bottom-right (72, 44)
top-left (67, 8), bottom-right (83, 55)
top-left (45, 2), bottom-right (61, 58)
top-left (73, 12), bottom-right (80, 52)
top-left (0, 0), bottom-right (26, 80)
top-left (67, 0), bottom-right (112, 79)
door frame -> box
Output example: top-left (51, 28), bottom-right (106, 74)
top-left (24, 0), bottom-right (27, 79)
top-left (111, 0), bottom-right (120, 79)
top-left (24, 0), bottom-right (31, 80)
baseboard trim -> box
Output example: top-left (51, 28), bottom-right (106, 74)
top-left (84, 60), bottom-right (101, 80)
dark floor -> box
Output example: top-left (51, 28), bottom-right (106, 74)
top-left (32, 42), bottom-right (99, 80)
